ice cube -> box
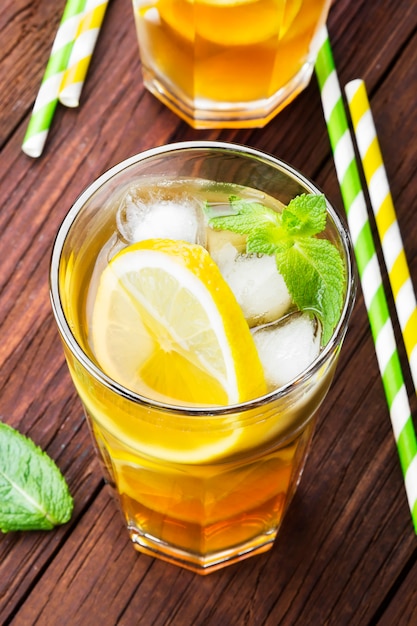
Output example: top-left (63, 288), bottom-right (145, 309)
top-left (213, 243), bottom-right (292, 325)
top-left (117, 188), bottom-right (205, 245)
top-left (252, 312), bottom-right (322, 388)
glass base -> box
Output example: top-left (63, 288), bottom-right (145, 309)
top-left (129, 526), bottom-right (277, 574)
top-left (142, 61), bottom-right (315, 129)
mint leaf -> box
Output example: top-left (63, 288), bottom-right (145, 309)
top-left (246, 226), bottom-right (289, 255)
top-left (283, 194), bottom-right (327, 236)
top-left (206, 197), bottom-right (285, 255)
top-left (0, 422), bottom-right (74, 533)
top-left (205, 196), bottom-right (281, 235)
top-left (275, 237), bottom-right (344, 344)
top-left (204, 193), bottom-right (345, 345)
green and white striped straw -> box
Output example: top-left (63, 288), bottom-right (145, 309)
top-left (22, 0), bottom-right (86, 158)
top-left (315, 26), bottom-right (417, 532)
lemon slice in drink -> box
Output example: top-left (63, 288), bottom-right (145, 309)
top-left (91, 239), bottom-right (266, 407)
top-left (280, 0), bottom-right (303, 37)
top-left (158, 0), bottom-right (282, 47)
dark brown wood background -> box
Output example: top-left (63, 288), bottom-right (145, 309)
top-left (1, 0), bottom-right (417, 624)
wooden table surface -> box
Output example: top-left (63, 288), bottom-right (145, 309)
top-left (1, 0), bottom-right (417, 624)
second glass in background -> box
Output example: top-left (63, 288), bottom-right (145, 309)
top-left (132, 0), bottom-right (331, 128)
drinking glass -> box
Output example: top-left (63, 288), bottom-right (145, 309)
top-left (50, 142), bottom-right (355, 574)
top-left (132, 0), bottom-right (331, 128)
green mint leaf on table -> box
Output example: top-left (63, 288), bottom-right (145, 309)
top-left (0, 422), bottom-right (74, 533)
top-left (205, 194), bottom-right (345, 345)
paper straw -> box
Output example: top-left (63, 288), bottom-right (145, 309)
top-left (345, 79), bottom-right (417, 396)
top-left (315, 27), bottom-right (417, 532)
top-left (22, 0), bottom-right (86, 158)
top-left (59, 0), bottom-right (109, 108)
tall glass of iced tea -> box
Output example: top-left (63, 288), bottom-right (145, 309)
top-left (132, 0), bottom-right (331, 127)
top-left (50, 142), bottom-right (355, 574)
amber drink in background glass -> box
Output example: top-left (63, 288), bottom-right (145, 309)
top-left (50, 142), bottom-right (355, 574)
top-left (132, 0), bottom-right (331, 127)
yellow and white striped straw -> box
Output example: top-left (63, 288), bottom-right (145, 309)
top-left (345, 79), bottom-right (417, 393)
top-left (59, 0), bottom-right (109, 107)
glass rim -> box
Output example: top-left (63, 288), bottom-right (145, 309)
top-left (49, 140), bottom-right (356, 417)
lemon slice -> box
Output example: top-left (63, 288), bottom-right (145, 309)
top-left (91, 238), bottom-right (266, 407)
top-left (280, 0), bottom-right (303, 37)
top-left (194, 0), bottom-right (283, 47)
top-left (157, 0), bottom-right (283, 47)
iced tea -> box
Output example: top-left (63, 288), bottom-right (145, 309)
top-left (50, 143), bottom-right (355, 573)
top-left (132, 0), bottom-right (330, 127)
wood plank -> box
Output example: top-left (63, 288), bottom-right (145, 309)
top-left (375, 557), bottom-right (417, 625)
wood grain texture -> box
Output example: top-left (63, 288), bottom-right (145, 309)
top-left (1, 0), bottom-right (417, 624)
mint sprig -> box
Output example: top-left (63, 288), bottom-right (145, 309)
top-left (205, 194), bottom-right (345, 345)
top-left (0, 422), bottom-right (74, 533)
